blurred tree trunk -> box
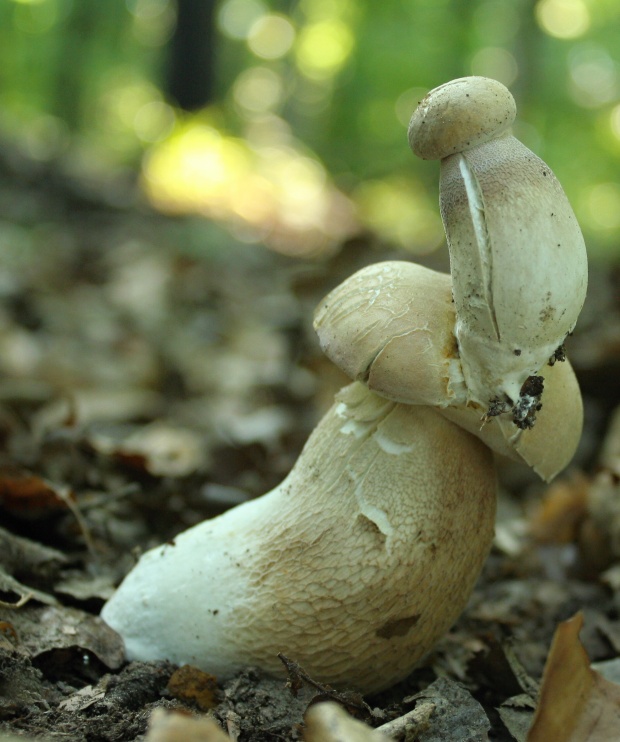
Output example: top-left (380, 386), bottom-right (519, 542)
top-left (166, 0), bottom-right (218, 111)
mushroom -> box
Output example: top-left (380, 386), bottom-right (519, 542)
top-left (101, 77), bottom-right (587, 694)
top-left (409, 77), bottom-right (587, 426)
top-left (314, 260), bottom-right (582, 482)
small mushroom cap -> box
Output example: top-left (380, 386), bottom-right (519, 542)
top-left (408, 77), bottom-right (516, 160)
top-left (314, 261), bottom-right (464, 407)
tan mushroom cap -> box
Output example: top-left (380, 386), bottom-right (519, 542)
top-left (314, 261), bottom-right (463, 407)
top-left (409, 76), bottom-right (516, 160)
top-left (440, 359), bottom-right (583, 482)
top-left (315, 260), bottom-right (582, 481)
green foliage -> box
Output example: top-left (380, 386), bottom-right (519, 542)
top-left (1, 0), bottom-right (620, 258)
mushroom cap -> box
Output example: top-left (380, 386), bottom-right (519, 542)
top-left (408, 77), bottom-right (516, 160)
top-left (314, 261), bottom-right (465, 408)
top-left (314, 261), bottom-right (582, 481)
top-left (440, 359), bottom-right (583, 482)
top-left (102, 382), bottom-right (496, 694)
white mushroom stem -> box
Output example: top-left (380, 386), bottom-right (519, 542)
top-left (409, 77), bottom-right (588, 420)
top-left (102, 382), bottom-right (496, 694)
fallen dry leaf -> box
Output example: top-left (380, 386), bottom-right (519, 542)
top-left (528, 612), bottom-right (620, 741)
top-left (0, 465), bottom-right (73, 519)
top-left (145, 708), bottom-right (231, 742)
top-left (529, 473), bottom-right (590, 545)
top-left (303, 702), bottom-right (389, 742)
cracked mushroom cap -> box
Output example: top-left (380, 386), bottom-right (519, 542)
top-left (314, 261), bottom-right (582, 481)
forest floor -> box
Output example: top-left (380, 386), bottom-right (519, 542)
top-left (1, 142), bottom-right (620, 742)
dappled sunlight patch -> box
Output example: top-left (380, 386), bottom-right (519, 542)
top-left (535, 0), bottom-right (590, 39)
top-left (353, 177), bottom-right (444, 254)
top-left (141, 116), bottom-right (358, 257)
top-left (294, 19), bottom-right (354, 81)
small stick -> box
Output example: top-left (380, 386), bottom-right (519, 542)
top-left (375, 702), bottom-right (436, 740)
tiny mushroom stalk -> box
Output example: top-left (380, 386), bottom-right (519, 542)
top-left (101, 77), bottom-right (587, 694)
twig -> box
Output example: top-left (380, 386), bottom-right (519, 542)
top-left (277, 653), bottom-right (370, 714)
top-left (375, 702), bottom-right (436, 740)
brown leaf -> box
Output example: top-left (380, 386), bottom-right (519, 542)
top-left (529, 474), bottom-right (589, 545)
top-left (0, 465), bottom-right (73, 519)
top-left (166, 665), bottom-right (219, 710)
top-left (528, 612), bottom-right (620, 741)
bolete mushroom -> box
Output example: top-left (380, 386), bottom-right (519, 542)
top-left (101, 77), bottom-right (587, 694)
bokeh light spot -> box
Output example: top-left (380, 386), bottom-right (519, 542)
top-left (568, 45), bottom-right (617, 108)
top-left (582, 182), bottom-right (620, 231)
top-left (295, 20), bottom-right (354, 80)
top-left (133, 101), bottom-right (176, 143)
top-left (395, 87), bottom-right (428, 128)
top-left (610, 104), bottom-right (620, 141)
top-left (233, 67), bottom-right (283, 115)
top-left (535, 0), bottom-right (590, 39)
top-left (247, 14), bottom-right (295, 60)
top-left (13, 0), bottom-right (58, 34)
top-left (470, 47), bottom-right (518, 87)
top-left (126, 0), bottom-right (170, 19)
top-left (354, 178), bottom-right (444, 254)
top-left (217, 0), bottom-right (266, 40)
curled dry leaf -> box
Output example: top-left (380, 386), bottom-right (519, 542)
top-left (303, 702), bottom-right (389, 742)
top-left (0, 465), bottom-right (73, 519)
top-left (528, 612), bottom-right (620, 742)
top-left (145, 708), bottom-right (230, 742)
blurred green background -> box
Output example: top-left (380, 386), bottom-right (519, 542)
top-left (1, 0), bottom-right (619, 261)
